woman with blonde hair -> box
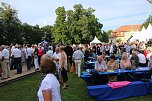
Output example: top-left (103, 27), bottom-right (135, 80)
top-left (37, 54), bottom-right (61, 101)
top-left (59, 46), bottom-right (68, 89)
top-left (120, 52), bottom-right (131, 69)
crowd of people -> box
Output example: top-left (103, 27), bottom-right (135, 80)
top-left (0, 41), bottom-right (152, 101)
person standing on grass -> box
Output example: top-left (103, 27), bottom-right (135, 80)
top-left (1, 45), bottom-right (10, 80)
top-left (59, 46), bottom-right (68, 89)
top-left (34, 45), bottom-right (40, 71)
top-left (38, 45), bottom-right (44, 66)
top-left (52, 47), bottom-right (61, 81)
top-left (12, 44), bottom-right (22, 74)
top-left (72, 46), bottom-right (84, 77)
top-left (46, 46), bottom-right (53, 57)
top-left (10, 45), bottom-right (15, 70)
top-left (64, 44), bottom-right (73, 67)
top-left (37, 54), bottom-right (61, 101)
top-left (25, 44), bottom-right (33, 70)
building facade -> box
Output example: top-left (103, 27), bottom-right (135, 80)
top-left (109, 24), bottom-right (142, 43)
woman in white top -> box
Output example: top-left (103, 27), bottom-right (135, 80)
top-left (37, 54), bottom-right (61, 101)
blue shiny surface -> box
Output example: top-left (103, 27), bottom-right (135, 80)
top-left (81, 67), bottom-right (150, 81)
top-left (87, 81), bottom-right (152, 100)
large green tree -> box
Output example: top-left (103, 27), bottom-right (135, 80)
top-left (41, 25), bottom-right (54, 43)
top-left (0, 2), bottom-right (22, 45)
top-left (53, 6), bottom-right (68, 44)
top-left (53, 4), bottom-right (103, 44)
top-left (21, 23), bottom-right (43, 44)
top-left (100, 31), bottom-right (109, 43)
top-left (0, 2), bottom-right (103, 45)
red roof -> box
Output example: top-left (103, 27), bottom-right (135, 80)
top-left (109, 24), bottom-right (142, 38)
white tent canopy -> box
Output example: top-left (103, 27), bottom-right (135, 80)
top-left (139, 26), bottom-right (146, 42)
top-left (130, 23), bottom-right (152, 42)
top-left (130, 30), bottom-right (140, 42)
top-left (145, 24), bottom-right (152, 40)
top-left (90, 36), bottom-right (102, 44)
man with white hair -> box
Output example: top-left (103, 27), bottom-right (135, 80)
top-left (46, 46), bottom-right (53, 57)
top-left (25, 44), bottom-right (33, 70)
top-left (1, 45), bottom-right (10, 80)
top-left (10, 45), bottom-right (15, 70)
top-left (95, 56), bottom-right (107, 72)
top-left (12, 44), bottom-right (22, 74)
top-left (72, 46), bottom-right (84, 77)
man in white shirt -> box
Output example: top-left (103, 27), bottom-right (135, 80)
top-left (1, 45), bottom-right (10, 79)
top-left (110, 44), bottom-right (114, 54)
top-left (12, 44), bottom-right (22, 74)
top-left (93, 56), bottom-right (108, 84)
top-left (25, 44), bottom-right (33, 70)
top-left (10, 45), bottom-right (15, 70)
top-left (46, 47), bottom-right (53, 57)
top-left (95, 56), bottom-right (107, 72)
top-left (72, 47), bottom-right (84, 77)
top-left (137, 50), bottom-right (147, 67)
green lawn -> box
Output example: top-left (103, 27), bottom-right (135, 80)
top-left (0, 72), bottom-right (152, 101)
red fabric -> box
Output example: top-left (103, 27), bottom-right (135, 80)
top-left (107, 81), bottom-right (132, 89)
top-left (38, 48), bottom-right (43, 56)
top-left (144, 51), bottom-right (148, 57)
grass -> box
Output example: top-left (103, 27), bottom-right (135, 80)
top-left (0, 72), bottom-right (152, 101)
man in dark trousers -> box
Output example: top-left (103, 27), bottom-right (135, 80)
top-left (64, 44), bottom-right (73, 67)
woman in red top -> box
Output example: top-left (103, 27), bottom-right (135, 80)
top-left (143, 49), bottom-right (148, 57)
top-left (38, 46), bottom-right (44, 65)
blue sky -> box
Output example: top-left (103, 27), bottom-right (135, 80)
top-left (1, 0), bottom-right (152, 31)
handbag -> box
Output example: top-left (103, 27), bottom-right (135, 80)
top-left (70, 63), bottom-right (74, 73)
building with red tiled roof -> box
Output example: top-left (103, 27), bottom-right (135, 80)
top-left (109, 24), bottom-right (142, 43)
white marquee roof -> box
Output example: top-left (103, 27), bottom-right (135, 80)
top-left (90, 36), bottom-right (102, 44)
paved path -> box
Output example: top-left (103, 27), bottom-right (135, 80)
top-left (0, 64), bottom-right (38, 86)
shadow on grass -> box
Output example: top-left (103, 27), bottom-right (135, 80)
top-left (0, 72), bottom-right (152, 101)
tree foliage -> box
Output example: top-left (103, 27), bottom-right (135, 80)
top-left (0, 2), bottom-right (22, 44)
top-left (53, 4), bottom-right (103, 44)
top-left (0, 3), bottom-right (104, 45)
top-left (142, 15), bottom-right (152, 29)
top-left (100, 31), bottom-right (109, 43)
top-left (0, 2), bottom-right (53, 45)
